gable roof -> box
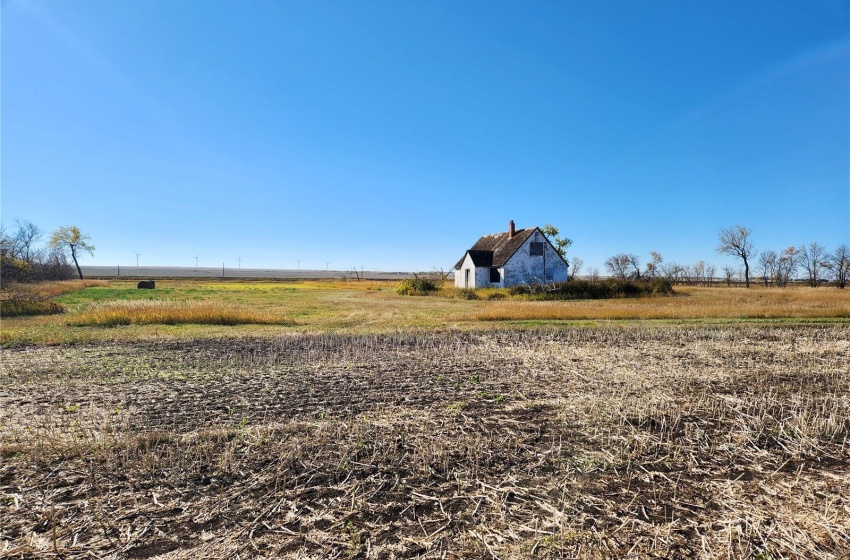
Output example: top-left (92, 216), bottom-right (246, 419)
top-left (454, 227), bottom-right (537, 269)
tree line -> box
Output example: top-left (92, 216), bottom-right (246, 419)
top-left (1, 220), bottom-right (95, 283)
top-left (600, 225), bottom-right (849, 289)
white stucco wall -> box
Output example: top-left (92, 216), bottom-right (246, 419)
top-left (503, 229), bottom-right (569, 286)
top-left (455, 253), bottom-right (476, 288)
top-left (455, 229), bottom-right (568, 289)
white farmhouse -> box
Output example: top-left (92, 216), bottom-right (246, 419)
top-left (453, 221), bottom-right (569, 288)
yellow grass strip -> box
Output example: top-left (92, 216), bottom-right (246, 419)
top-left (28, 279), bottom-right (108, 298)
top-left (462, 286), bottom-right (850, 321)
top-left (69, 300), bottom-right (291, 326)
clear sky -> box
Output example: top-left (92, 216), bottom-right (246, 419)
top-left (2, 0), bottom-right (848, 273)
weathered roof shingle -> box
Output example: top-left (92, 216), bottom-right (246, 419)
top-left (454, 227), bottom-right (537, 269)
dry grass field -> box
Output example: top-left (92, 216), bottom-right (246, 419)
top-left (2, 327), bottom-right (849, 559)
top-left (1, 280), bottom-right (849, 345)
top-left (1, 281), bottom-right (849, 558)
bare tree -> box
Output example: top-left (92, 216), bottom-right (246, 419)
top-left (798, 242), bottom-right (827, 287)
top-left (569, 257), bottom-right (583, 280)
top-left (705, 263), bottom-right (716, 286)
top-left (605, 253), bottom-right (639, 280)
top-left (694, 261), bottom-right (708, 286)
top-left (48, 226), bottom-right (95, 280)
top-left (824, 244), bottom-right (850, 289)
top-left (10, 219), bottom-right (42, 262)
top-left (722, 265), bottom-right (736, 287)
top-left (716, 225), bottom-right (754, 287)
top-left (758, 250), bottom-right (777, 287)
top-left (776, 246), bottom-right (799, 287)
top-left (644, 251), bottom-right (663, 278)
top-left (660, 262), bottom-right (685, 284)
top-left (432, 267), bottom-right (451, 283)
top-left (587, 266), bottom-right (600, 282)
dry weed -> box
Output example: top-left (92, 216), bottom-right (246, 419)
top-left (67, 300), bottom-right (291, 326)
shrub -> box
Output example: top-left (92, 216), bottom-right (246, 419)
top-left (510, 279), bottom-right (674, 300)
top-left (455, 288), bottom-right (479, 300)
top-left (0, 289), bottom-right (65, 317)
top-left (396, 277), bottom-right (439, 296)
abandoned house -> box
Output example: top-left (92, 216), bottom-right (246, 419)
top-left (453, 221), bottom-right (569, 288)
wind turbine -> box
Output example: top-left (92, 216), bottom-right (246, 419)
top-left (193, 255), bottom-right (199, 269)
top-left (134, 252), bottom-right (142, 267)
top-left (296, 260), bottom-right (302, 270)
top-left (237, 256), bottom-right (242, 269)
top-left (325, 261), bottom-right (331, 270)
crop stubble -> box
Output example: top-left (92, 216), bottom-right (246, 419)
top-left (1, 326), bottom-right (848, 558)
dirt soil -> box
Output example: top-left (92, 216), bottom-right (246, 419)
top-left (1, 326), bottom-right (849, 558)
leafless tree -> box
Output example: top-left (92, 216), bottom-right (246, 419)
top-left (605, 253), bottom-right (639, 280)
top-left (587, 266), bottom-right (600, 282)
top-left (722, 265), bottom-right (737, 287)
top-left (775, 246), bottom-right (799, 287)
top-left (644, 251), bottom-right (663, 278)
top-left (705, 263), bottom-right (716, 286)
top-left (824, 244), bottom-right (849, 289)
top-left (10, 220), bottom-right (43, 262)
top-left (693, 260), bottom-right (708, 286)
top-left (717, 225), bottom-right (754, 287)
top-left (680, 264), bottom-right (695, 286)
top-left (758, 250), bottom-right (777, 287)
top-left (432, 267), bottom-right (451, 283)
top-left (569, 257), bottom-right (583, 280)
top-left (798, 242), bottom-right (827, 287)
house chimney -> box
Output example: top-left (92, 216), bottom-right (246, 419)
top-left (509, 220), bottom-right (516, 238)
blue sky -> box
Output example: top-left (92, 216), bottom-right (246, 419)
top-left (2, 0), bottom-right (848, 272)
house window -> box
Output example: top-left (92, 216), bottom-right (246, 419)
top-left (530, 242), bottom-right (544, 256)
top-left (490, 268), bottom-right (501, 283)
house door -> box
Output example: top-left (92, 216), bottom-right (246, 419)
top-left (465, 269), bottom-right (470, 288)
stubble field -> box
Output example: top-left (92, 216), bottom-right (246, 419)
top-left (2, 326), bottom-right (848, 559)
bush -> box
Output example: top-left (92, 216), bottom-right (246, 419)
top-left (510, 278), bottom-right (674, 300)
top-left (396, 277), bottom-right (439, 296)
top-left (455, 288), bottom-right (479, 300)
top-left (0, 290), bottom-right (65, 317)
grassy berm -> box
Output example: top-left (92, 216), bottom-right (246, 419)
top-left (1, 327), bottom-right (848, 558)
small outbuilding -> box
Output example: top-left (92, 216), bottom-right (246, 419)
top-left (453, 221), bottom-right (569, 288)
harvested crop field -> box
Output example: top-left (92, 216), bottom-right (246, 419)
top-left (2, 326), bottom-right (849, 559)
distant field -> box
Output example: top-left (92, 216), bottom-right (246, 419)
top-left (80, 265), bottom-right (420, 280)
top-left (1, 279), bottom-right (849, 345)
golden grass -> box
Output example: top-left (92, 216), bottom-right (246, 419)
top-left (464, 286), bottom-right (850, 321)
top-left (68, 300), bottom-right (291, 326)
top-left (21, 279), bottom-right (108, 298)
top-left (3, 281), bottom-right (849, 345)
top-left (0, 281), bottom-right (107, 317)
